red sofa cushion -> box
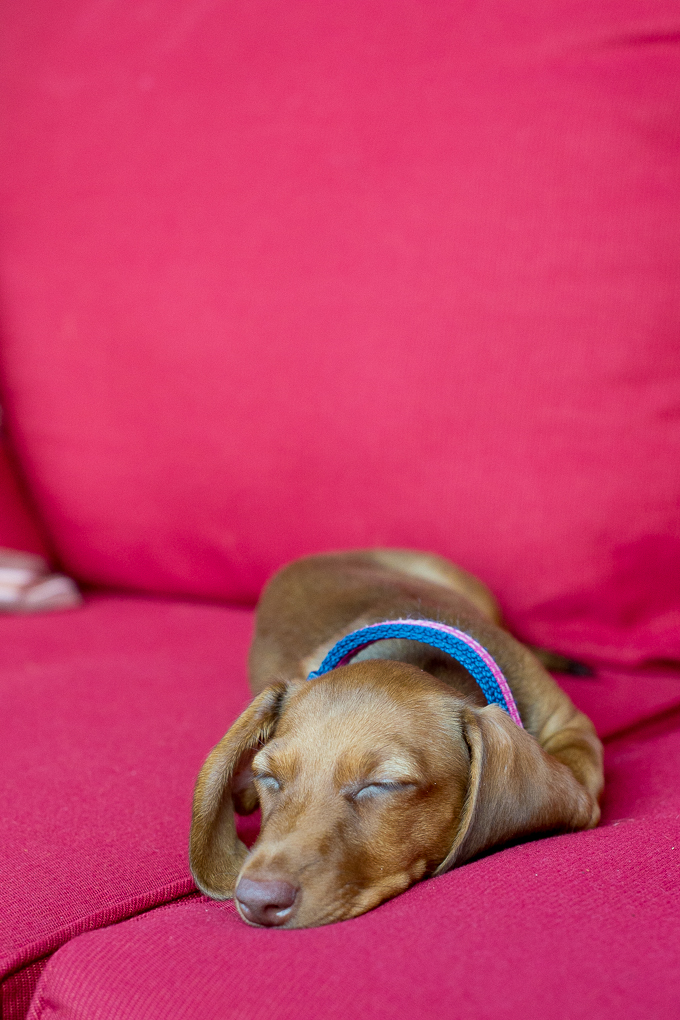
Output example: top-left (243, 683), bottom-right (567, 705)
top-left (25, 720), bottom-right (680, 1020)
top-left (2, 593), bottom-right (679, 1019)
top-left (1, 1), bottom-right (680, 665)
top-left (0, 595), bottom-right (258, 1020)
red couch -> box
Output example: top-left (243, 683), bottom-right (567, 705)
top-left (2, 2), bottom-right (679, 1017)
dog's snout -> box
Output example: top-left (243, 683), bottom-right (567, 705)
top-left (235, 877), bottom-right (299, 927)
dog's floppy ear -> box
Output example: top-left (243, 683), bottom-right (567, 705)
top-left (435, 704), bottom-right (598, 874)
top-left (190, 681), bottom-right (288, 899)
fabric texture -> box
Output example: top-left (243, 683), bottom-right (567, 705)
top-left (26, 720), bottom-right (680, 1020)
top-left (1, 0), bottom-right (679, 666)
top-left (0, 595), bottom-right (256, 1020)
top-left (0, 435), bottom-right (48, 556)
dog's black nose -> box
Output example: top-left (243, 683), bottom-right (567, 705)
top-left (235, 877), bottom-right (299, 927)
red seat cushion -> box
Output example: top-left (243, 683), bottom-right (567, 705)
top-left (1, 0), bottom-right (680, 665)
top-left (2, 591), bottom-right (679, 1018)
top-left (0, 595), bottom-right (257, 1020)
top-left (25, 720), bottom-right (680, 1020)
top-left (2, 593), bottom-right (679, 1018)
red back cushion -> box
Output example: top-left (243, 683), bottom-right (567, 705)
top-left (0, 432), bottom-right (48, 557)
top-left (1, 1), bottom-right (679, 663)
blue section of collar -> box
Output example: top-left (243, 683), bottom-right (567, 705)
top-left (307, 620), bottom-right (522, 725)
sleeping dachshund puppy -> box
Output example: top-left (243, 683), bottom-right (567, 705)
top-left (190, 550), bottom-right (603, 928)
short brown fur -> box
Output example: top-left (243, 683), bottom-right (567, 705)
top-left (190, 550), bottom-right (603, 927)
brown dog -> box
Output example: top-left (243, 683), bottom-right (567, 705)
top-left (190, 550), bottom-right (603, 928)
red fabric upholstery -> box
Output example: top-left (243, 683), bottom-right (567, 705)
top-left (26, 721), bottom-right (680, 1020)
top-left (2, 594), bottom-right (678, 1019)
top-left (1, 1), bottom-right (680, 665)
top-left (0, 436), bottom-right (48, 556)
top-left (0, 595), bottom-right (257, 1020)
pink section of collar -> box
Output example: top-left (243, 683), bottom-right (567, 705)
top-left (376, 619), bottom-right (523, 727)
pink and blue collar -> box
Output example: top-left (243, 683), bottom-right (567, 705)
top-left (307, 618), bottom-right (523, 727)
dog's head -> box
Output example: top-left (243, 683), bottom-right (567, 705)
top-left (190, 660), bottom-right (594, 927)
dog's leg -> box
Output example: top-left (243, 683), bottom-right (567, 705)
top-left (527, 646), bottom-right (594, 676)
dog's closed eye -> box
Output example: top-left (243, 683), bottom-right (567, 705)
top-left (253, 772), bottom-right (282, 793)
top-left (349, 781), bottom-right (416, 801)
top-left (342, 754), bottom-right (421, 802)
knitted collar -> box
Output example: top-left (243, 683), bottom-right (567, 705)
top-left (307, 618), bottom-right (523, 727)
